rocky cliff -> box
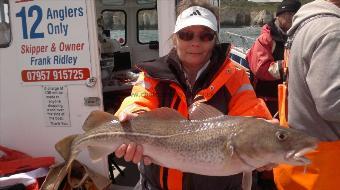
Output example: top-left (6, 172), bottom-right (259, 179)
top-left (220, 8), bottom-right (274, 26)
top-left (136, 8), bottom-right (274, 28)
top-left (102, 0), bottom-right (313, 29)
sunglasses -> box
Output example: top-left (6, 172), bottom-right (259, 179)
top-left (177, 31), bottom-right (215, 42)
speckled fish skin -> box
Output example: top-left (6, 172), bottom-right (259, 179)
top-left (44, 107), bottom-right (318, 190)
top-left (67, 108), bottom-right (318, 177)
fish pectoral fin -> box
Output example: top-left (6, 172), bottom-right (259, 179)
top-left (242, 171), bottom-right (252, 190)
top-left (83, 111), bottom-right (119, 131)
top-left (88, 146), bottom-right (113, 161)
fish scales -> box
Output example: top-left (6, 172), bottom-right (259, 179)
top-left (72, 115), bottom-right (268, 175)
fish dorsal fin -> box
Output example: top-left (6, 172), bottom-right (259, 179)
top-left (188, 103), bottom-right (224, 120)
top-left (82, 110), bottom-right (118, 131)
top-left (134, 107), bottom-right (186, 121)
top-left (55, 134), bottom-right (78, 160)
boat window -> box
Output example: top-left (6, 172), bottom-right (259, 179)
top-left (137, 8), bottom-right (158, 44)
top-left (136, 0), bottom-right (156, 5)
top-left (102, 0), bottom-right (125, 6)
top-left (0, 0), bottom-right (10, 48)
top-left (101, 10), bottom-right (126, 46)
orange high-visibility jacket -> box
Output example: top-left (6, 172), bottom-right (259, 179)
top-left (115, 46), bottom-right (272, 190)
top-left (274, 141), bottom-right (340, 190)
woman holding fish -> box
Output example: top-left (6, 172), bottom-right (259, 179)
top-left (115, 1), bottom-right (273, 190)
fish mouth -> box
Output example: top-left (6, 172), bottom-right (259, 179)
top-left (285, 146), bottom-right (317, 165)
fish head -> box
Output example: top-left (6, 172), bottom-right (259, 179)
top-left (266, 127), bottom-right (318, 166)
top-left (231, 118), bottom-right (319, 168)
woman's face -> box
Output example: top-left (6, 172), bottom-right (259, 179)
top-left (174, 25), bottom-right (216, 69)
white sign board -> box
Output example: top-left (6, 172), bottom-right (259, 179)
top-left (42, 86), bottom-right (71, 127)
top-left (14, 0), bottom-right (91, 85)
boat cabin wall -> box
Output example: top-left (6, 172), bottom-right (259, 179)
top-left (95, 0), bottom-right (165, 70)
top-left (0, 0), bottom-right (105, 174)
top-left (96, 0), bottom-right (175, 113)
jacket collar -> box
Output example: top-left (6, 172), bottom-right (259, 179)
top-left (137, 43), bottom-right (230, 93)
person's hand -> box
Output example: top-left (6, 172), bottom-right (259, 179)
top-left (115, 111), bottom-right (152, 165)
top-left (256, 163), bottom-right (278, 172)
top-left (115, 142), bottom-right (152, 165)
top-left (118, 111), bottom-right (139, 122)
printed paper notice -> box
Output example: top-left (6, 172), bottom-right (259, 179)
top-left (42, 86), bottom-right (71, 127)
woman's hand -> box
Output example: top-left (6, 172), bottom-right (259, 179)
top-left (115, 111), bottom-right (152, 165)
top-left (118, 111), bottom-right (139, 122)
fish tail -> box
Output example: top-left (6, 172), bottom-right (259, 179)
top-left (55, 134), bottom-right (79, 160)
top-left (40, 162), bottom-right (68, 190)
top-left (50, 155), bottom-right (78, 190)
top-left (53, 163), bottom-right (69, 189)
top-left (41, 135), bottom-right (79, 190)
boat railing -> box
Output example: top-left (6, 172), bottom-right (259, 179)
top-left (219, 30), bottom-right (257, 79)
top-left (220, 30), bottom-right (256, 54)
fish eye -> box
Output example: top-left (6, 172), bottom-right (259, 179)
top-left (276, 131), bottom-right (288, 141)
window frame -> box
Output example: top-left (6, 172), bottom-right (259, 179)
top-left (0, 0), bottom-right (11, 48)
top-left (100, 9), bottom-right (127, 46)
top-left (136, 0), bottom-right (156, 5)
top-left (136, 7), bottom-right (158, 45)
top-left (102, 0), bottom-right (125, 6)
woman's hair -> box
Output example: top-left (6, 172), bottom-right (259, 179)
top-left (176, 0), bottom-right (219, 24)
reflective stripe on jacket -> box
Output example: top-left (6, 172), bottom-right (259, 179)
top-left (115, 45), bottom-right (272, 190)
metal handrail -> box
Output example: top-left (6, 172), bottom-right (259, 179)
top-left (220, 30), bottom-right (256, 53)
top-left (222, 31), bottom-right (256, 41)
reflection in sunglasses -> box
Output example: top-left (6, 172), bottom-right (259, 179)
top-left (177, 31), bottom-right (215, 42)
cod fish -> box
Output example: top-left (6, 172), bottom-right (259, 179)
top-left (46, 104), bottom-right (318, 190)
